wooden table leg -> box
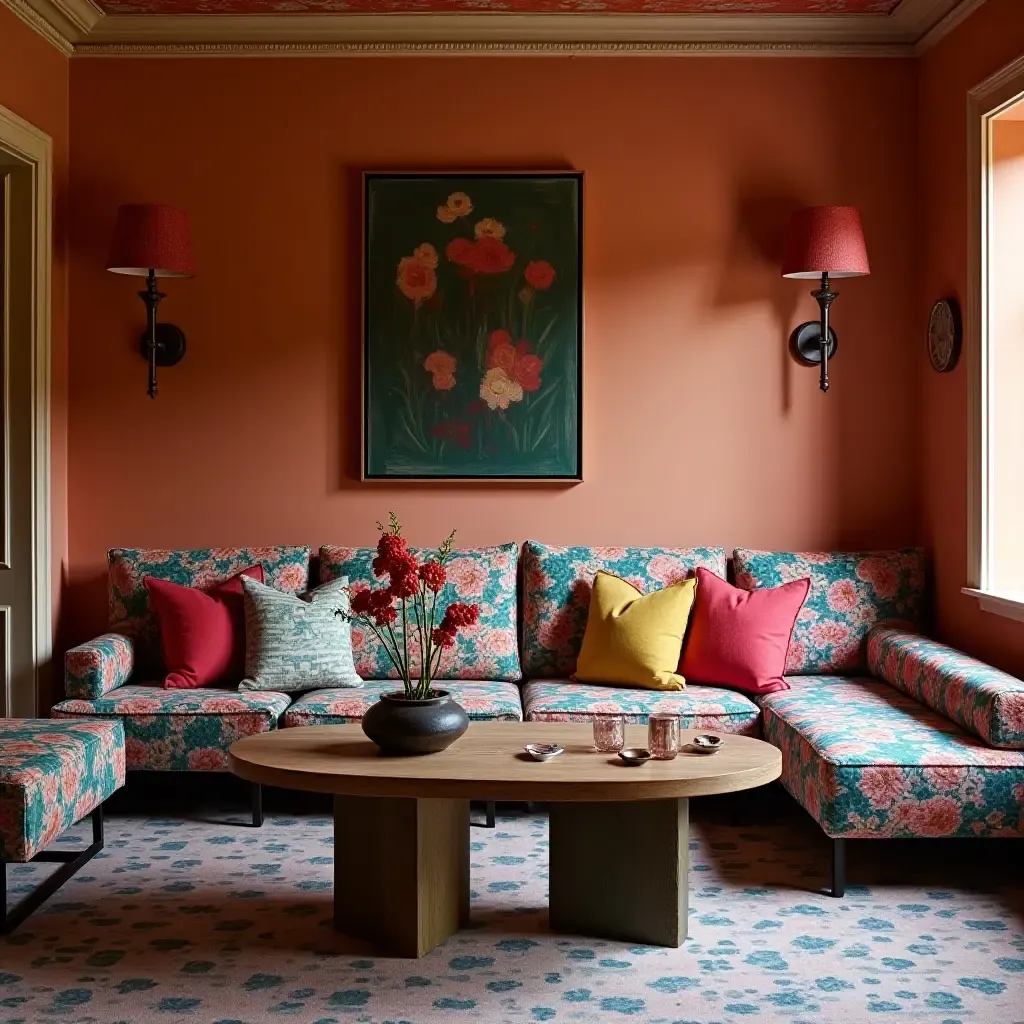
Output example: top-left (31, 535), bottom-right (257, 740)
top-left (333, 795), bottom-right (470, 958)
top-left (549, 798), bottom-right (689, 947)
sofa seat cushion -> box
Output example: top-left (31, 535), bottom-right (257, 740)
top-left (0, 719), bottom-right (125, 861)
top-left (282, 680), bottom-right (524, 727)
top-left (320, 544), bottom-right (522, 682)
top-left (760, 675), bottom-right (1024, 838)
top-left (733, 548), bottom-right (927, 675)
top-left (521, 542), bottom-right (728, 679)
top-left (868, 626), bottom-right (1024, 750)
top-left (521, 680), bottom-right (761, 734)
top-left (52, 685), bottom-right (291, 772)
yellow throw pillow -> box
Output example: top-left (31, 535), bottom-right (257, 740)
top-left (574, 571), bottom-right (696, 691)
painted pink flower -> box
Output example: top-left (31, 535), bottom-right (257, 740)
top-left (124, 698), bottom-right (163, 715)
top-left (1001, 695), bottom-right (1024, 734)
top-left (479, 628), bottom-right (516, 657)
top-left (110, 559), bottom-right (136, 596)
top-left (66, 650), bottom-right (100, 677)
top-left (860, 766), bottom-right (909, 809)
top-left (923, 765), bottom-right (962, 791)
top-left (902, 796), bottom-right (961, 836)
top-left (786, 640), bottom-right (808, 669)
top-left (826, 579), bottom-right (859, 612)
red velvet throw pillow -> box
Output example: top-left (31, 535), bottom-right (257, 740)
top-left (679, 567), bottom-right (810, 696)
top-left (145, 566), bottom-right (265, 689)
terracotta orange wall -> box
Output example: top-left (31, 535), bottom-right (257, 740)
top-left (66, 56), bottom-right (920, 643)
top-left (0, 4), bottom-right (69, 703)
top-left (919, 0), bottom-right (1024, 676)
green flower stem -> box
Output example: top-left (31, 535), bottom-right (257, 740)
top-left (359, 617), bottom-right (406, 682)
top-left (401, 597), bottom-right (410, 697)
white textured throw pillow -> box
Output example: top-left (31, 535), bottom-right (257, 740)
top-left (239, 575), bottom-right (362, 692)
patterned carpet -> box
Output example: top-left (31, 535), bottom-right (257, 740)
top-left (3, 791), bottom-right (1023, 1024)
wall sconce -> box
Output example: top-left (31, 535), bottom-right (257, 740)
top-left (107, 204), bottom-right (194, 399)
top-left (781, 206), bottom-right (870, 393)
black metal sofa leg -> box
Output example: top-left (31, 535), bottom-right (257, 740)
top-left (831, 837), bottom-right (846, 898)
top-left (1, 804), bottom-right (105, 934)
top-left (251, 783), bottom-right (264, 828)
top-left (471, 800), bottom-right (496, 829)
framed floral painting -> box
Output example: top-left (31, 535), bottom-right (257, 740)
top-left (362, 172), bottom-right (583, 481)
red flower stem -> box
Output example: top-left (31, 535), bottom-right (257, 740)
top-left (359, 617), bottom-right (406, 681)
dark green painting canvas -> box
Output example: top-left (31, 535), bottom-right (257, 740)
top-left (363, 173), bottom-right (582, 480)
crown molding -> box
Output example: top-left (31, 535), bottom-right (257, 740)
top-left (0, 0), bottom-right (986, 57)
top-left (914, 0), bottom-right (987, 53)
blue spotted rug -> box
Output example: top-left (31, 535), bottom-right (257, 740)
top-left (2, 809), bottom-right (1022, 1023)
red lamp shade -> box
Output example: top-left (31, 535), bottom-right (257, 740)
top-left (107, 204), bottom-right (194, 278)
top-left (781, 206), bottom-right (870, 280)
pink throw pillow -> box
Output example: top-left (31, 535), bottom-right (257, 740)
top-left (679, 567), bottom-right (810, 696)
top-left (145, 566), bottom-right (264, 689)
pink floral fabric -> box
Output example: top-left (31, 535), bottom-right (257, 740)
top-left (522, 680), bottom-right (760, 733)
top-left (733, 548), bottom-right (927, 675)
top-left (282, 680), bottom-right (523, 726)
top-left (107, 546), bottom-right (311, 671)
top-left (760, 675), bottom-right (1024, 838)
top-left (319, 544), bottom-right (521, 682)
top-left (65, 633), bottom-right (134, 699)
top-left (521, 543), bottom-right (728, 679)
top-left (868, 626), bottom-right (1024, 750)
top-left (0, 719), bottom-right (125, 862)
top-left (52, 685), bottom-right (291, 772)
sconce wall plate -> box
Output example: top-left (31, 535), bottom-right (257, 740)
top-left (139, 323), bottom-right (187, 367)
top-left (789, 321), bottom-right (838, 367)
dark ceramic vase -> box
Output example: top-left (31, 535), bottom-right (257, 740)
top-left (361, 689), bottom-right (469, 756)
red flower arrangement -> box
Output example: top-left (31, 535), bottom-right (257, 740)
top-left (340, 513), bottom-right (479, 700)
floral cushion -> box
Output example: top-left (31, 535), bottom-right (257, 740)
top-left (760, 676), bottom-right (1024, 838)
top-left (65, 633), bottom-right (134, 699)
top-left (868, 626), bottom-right (1024, 750)
top-left (0, 719), bottom-right (125, 862)
top-left (52, 685), bottom-right (292, 772)
top-left (319, 544), bottom-right (521, 682)
top-left (107, 546), bottom-right (312, 670)
top-left (282, 680), bottom-right (523, 726)
top-left (733, 548), bottom-right (927, 675)
top-left (521, 680), bottom-right (760, 734)
top-left (521, 543), bottom-right (728, 679)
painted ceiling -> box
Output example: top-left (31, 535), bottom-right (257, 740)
top-left (96, 0), bottom-right (903, 16)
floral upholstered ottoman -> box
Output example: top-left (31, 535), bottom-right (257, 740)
top-left (1, 718), bottom-right (125, 932)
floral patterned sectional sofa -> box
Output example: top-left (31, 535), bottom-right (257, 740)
top-left (53, 542), bottom-right (1024, 895)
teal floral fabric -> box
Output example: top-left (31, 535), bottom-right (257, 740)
top-left (760, 675), bottom-right (1024, 838)
top-left (282, 679), bottom-right (523, 726)
top-left (0, 718), bottom-right (125, 861)
top-left (65, 633), bottom-right (134, 699)
top-left (733, 548), bottom-right (927, 676)
top-left (52, 685), bottom-right (291, 772)
top-left (522, 680), bottom-right (760, 733)
top-left (521, 542), bottom-right (727, 678)
top-left (319, 544), bottom-right (522, 682)
top-left (868, 626), bottom-right (1024, 750)
top-left (107, 546), bottom-right (312, 670)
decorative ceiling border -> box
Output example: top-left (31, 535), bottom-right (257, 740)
top-left (0, 0), bottom-right (986, 57)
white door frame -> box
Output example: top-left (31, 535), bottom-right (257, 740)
top-left (0, 103), bottom-right (52, 717)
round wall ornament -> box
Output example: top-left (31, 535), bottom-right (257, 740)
top-left (928, 297), bottom-right (962, 373)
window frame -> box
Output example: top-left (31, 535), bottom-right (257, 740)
top-left (964, 56), bottom-right (1024, 623)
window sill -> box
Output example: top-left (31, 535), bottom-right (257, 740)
top-left (962, 587), bottom-right (1024, 624)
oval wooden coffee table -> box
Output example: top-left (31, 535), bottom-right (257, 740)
top-left (230, 722), bottom-right (780, 958)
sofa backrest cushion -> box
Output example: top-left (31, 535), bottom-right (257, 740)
top-left (868, 626), bottom-right (1024, 749)
top-left (521, 542), bottom-right (728, 679)
top-left (733, 548), bottom-right (927, 675)
top-left (319, 543), bottom-right (522, 682)
top-left (108, 546), bottom-right (311, 672)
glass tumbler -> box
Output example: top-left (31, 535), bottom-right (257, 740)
top-left (648, 713), bottom-right (680, 760)
top-left (592, 715), bottom-right (625, 752)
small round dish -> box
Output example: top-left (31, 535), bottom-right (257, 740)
top-left (618, 747), bottom-right (652, 766)
top-left (691, 734), bottom-right (723, 754)
top-left (525, 742), bottom-right (564, 762)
